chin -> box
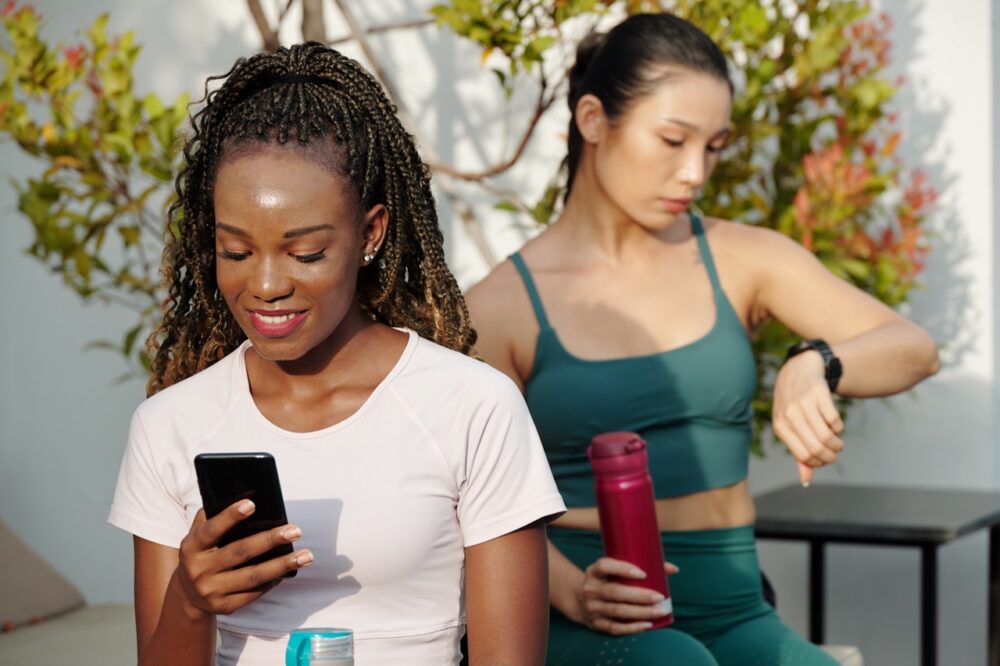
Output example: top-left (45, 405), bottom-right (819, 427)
top-left (240, 328), bottom-right (312, 362)
top-left (635, 211), bottom-right (681, 232)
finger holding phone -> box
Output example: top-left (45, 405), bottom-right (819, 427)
top-left (173, 452), bottom-right (313, 619)
top-left (173, 501), bottom-right (311, 618)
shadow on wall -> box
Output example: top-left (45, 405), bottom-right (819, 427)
top-left (887, 0), bottom-right (977, 369)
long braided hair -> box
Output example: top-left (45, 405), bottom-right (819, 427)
top-left (147, 42), bottom-right (476, 395)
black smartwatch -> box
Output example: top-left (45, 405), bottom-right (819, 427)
top-left (785, 338), bottom-right (842, 393)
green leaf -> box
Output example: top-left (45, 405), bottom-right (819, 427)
top-left (807, 23), bottom-right (842, 72)
top-left (142, 93), bottom-right (164, 118)
top-left (123, 323), bottom-right (142, 356)
top-left (738, 4), bottom-right (768, 40)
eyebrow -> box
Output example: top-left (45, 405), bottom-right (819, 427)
top-left (659, 116), bottom-right (730, 138)
top-left (282, 224), bottom-right (335, 239)
top-left (215, 223), bottom-right (335, 239)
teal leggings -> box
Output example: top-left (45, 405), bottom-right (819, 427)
top-left (547, 526), bottom-right (837, 666)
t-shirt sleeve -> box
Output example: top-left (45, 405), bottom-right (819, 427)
top-left (107, 409), bottom-right (191, 548)
top-left (455, 376), bottom-right (565, 547)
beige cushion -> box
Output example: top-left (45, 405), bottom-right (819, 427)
top-left (0, 521), bottom-right (85, 630)
top-left (822, 644), bottom-right (864, 666)
top-left (0, 604), bottom-right (135, 665)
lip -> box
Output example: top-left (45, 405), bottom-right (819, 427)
top-left (659, 198), bottom-right (692, 213)
top-left (247, 309), bottom-right (308, 338)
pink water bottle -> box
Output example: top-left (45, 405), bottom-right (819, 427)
top-left (588, 431), bottom-right (673, 628)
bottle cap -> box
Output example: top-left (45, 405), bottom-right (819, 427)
top-left (588, 432), bottom-right (646, 460)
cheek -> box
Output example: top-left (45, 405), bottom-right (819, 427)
top-left (596, 135), bottom-right (669, 199)
top-left (302, 259), bottom-right (358, 304)
top-left (214, 262), bottom-right (242, 304)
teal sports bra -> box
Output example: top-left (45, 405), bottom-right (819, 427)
top-left (512, 215), bottom-right (757, 506)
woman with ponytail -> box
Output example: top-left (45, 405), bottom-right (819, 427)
top-left (108, 43), bottom-right (564, 665)
top-left (468, 12), bottom-right (937, 665)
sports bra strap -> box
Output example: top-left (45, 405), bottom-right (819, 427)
top-left (509, 252), bottom-right (552, 330)
top-left (690, 214), bottom-right (723, 294)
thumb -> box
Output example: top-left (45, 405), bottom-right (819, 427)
top-left (797, 461), bottom-right (813, 487)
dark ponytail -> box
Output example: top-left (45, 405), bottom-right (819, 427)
top-left (564, 13), bottom-right (732, 198)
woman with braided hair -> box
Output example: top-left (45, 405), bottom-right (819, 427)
top-left (108, 42), bottom-right (564, 665)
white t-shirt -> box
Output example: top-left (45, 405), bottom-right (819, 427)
top-left (108, 330), bottom-right (566, 665)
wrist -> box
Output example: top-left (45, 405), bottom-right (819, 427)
top-left (166, 570), bottom-right (213, 625)
top-left (789, 348), bottom-right (824, 375)
top-left (786, 338), bottom-right (842, 392)
top-left (554, 571), bottom-right (586, 624)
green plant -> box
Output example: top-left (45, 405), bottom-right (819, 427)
top-left (0, 2), bottom-right (187, 374)
top-left (1, 1), bottom-right (934, 450)
top-left (432, 0), bottom-right (935, 453)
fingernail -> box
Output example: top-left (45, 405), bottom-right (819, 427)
top-left (281, 525), bottom-right (301, 540)
top-left (639, 622), bottom-right (653, 630)
top-left (238, 500), bottom-right (255, 515)
top-left (631, 568), bottom-right (646, 579)
top-left (651, 592), bottom-right (665, 603)
top-left (295, 550), bottom-right (314, 566)
top-left (801, 481), bottom-right (811, 488)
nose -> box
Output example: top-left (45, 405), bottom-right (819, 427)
top-left (677, 147), bottom-right (707, 189)
top-left (250, 255), bottom-right (293, 303)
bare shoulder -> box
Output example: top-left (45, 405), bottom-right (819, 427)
top-left (701, 216), bottom-right (792, 245)
top-left (700, 217), bottom-right (815, 270)
top-left (465, 258), bottom-right (523, 323)
top-left (465, 252), bottom-right (540, 384)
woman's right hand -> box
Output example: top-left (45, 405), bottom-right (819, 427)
top-left (572, 557), bottom-right (675, 635)
top-left (172, 500), bottom-right (312, 619)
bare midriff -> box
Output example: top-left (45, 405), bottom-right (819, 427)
top-left (550, 479), bottom-right (756, 532)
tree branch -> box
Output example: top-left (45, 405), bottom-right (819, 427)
top-left (247, 0), bottom-right (280, 51)
top-left (276, 0), bottom-right (295, 23)
top-left (327, 17), bottom-right (435, 46)
top-left (301, 0), bottom-right (327, 42)
top-left (328, 0), bottom-right (501, 268)
top-left (428, 77), bottom-right (554, 182)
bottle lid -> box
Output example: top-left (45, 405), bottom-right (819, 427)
top-left (588, 432), bottom-right (646, 460)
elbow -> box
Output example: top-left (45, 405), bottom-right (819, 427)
top-left (915, 328), bottom-right (941, 379)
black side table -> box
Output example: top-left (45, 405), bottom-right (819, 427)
top-left (754, 482), bottom-right (1000, 666)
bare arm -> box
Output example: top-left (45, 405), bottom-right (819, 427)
top-left (134, 538), bottom-right (216, 665)
top-left (743, 225), bottom-right (939, 481)
top-left (133, 503), bottom-right (310, 665)
top-left (751, 225), bottom-right (939, 395)
top-left (464, 523), bottom-right (549, 665)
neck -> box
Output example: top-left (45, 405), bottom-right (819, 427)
top-left (557, 159), bottom-right (687, 265)
top-left (249, 304), bottom-right (383, 394)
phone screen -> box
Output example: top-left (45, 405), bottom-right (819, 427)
top-left (194, 452), bottom-right (295, 574)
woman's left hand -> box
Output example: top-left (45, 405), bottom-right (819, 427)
top-left (772, 350), bottom-right (845, 485)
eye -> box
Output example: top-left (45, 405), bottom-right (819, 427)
top-left (218, 249), bottom-right (250, 261)
top-left (663, 137), bottom-right (684, 148)
top-left (292, 250), bottom-right (326, 263)
top-left (707, 143), bottom-right (725, 154)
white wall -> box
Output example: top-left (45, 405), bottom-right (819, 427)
top-left (0, 1), bottom-right (994, 663)
top-left (749, 1), bottom-right (997, 664)
top-left (0, 0), bottom-right (263, 605)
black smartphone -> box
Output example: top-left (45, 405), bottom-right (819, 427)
top-left (194, 452), bottom-right (296, 577)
